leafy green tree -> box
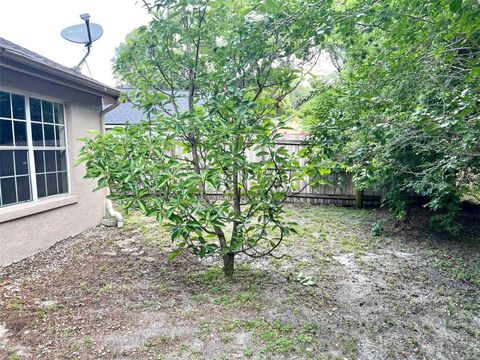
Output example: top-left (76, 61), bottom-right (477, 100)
top-left (80, 0), bottom-right (330, 276)
top-left (303, 0), bottom-right (480, 233)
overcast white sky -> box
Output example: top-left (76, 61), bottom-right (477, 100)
top-left (0, 0), bottom-right (150, 87)
top-left (1, 1), bottom-right (336, 88)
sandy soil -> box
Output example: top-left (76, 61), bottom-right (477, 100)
top-left (1, 205), bottom-right (479, 359)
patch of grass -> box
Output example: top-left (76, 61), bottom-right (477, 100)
top-left (463, 301), bottom-right (480, 313)
top-left (261, 332), bottom-right (312, 355)
top-left (46, 303), bottom-right (60, 312)
top-left (282, 204), bottom-right (375, 265)
top-left (160, 299), bottom-right (177, 308)
top-left (235, 290), bottom-right (260, 304)
top-left (339, 236), bottom-right (366, 256)
top-left (191, 293), bottom-right (209, 303)
top-left (62, 327), bottom-right (75, 336)
top-left (243, 347), bottom-right (254, 358)
top-left (35, 309), bottom-right (47, 318)
top-left (83, 337), bottom-right (93, 350)
top-left (98, 283), bottom-right (116, 294)
top-left (98, 282), bottom-right (131, 295)
top-left (8, 351), bottom-right (21, 360)
top-left (446, 320), bottom-right (480, 338)
top-left (138, 299), bottom-right (157, 309)
top-left (209, 282), bottom-right (231, 293)
top-left (218, 318), bottom-right (313, 355)
top-left (187, 264), bottom-right (263, 294)
top-left (294, 259), bottom-right (312, 271)
top-left (144, 335), bottom-right (179, 350)
top-left (154, 282), bottom-right (171, 296)
top-left (143, 335), bottom-right (185, 359)
top-left (432, 256), bottom-right (480, 286)
top-left (79, 281), bottom-right (90, 291)
top-left (70, 340), bottom-right (80, 353)
top-left (189, 266), bottom-right (228, 287)
top-left (6, 302), bottom-right (24, 311)
top-left (196, 321), bottom-right (211, 340)
top-left (342, 338), bottom-right (358, 355)
top-left (123, 211), bottom-right (170, 247)
top-left (303, 322), bottom-right (321, 334)
top-left (212, 295), bottom-right (233, 307)
top-left (66, 338), bottom-right (93, 355)
top-left (220, 334), bottom-right (234, 343)
top-left (212, 289), bottom-right (261, 309)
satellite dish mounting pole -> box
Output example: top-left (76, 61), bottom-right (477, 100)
top-left (74, 13), bottom-right (93, 71)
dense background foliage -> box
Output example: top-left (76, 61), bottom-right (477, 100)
top-left (303, 0), bottom-right (480, 233)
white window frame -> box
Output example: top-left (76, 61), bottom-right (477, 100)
top-left (0, 88), bottom-right (71, 208)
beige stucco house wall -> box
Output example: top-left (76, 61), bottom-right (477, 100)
top-left (0, 38), bottom-right (119, 266)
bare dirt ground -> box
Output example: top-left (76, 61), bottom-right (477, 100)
top-left (1, 205), bottom-right (479, 359)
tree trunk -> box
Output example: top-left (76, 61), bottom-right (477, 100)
top-left (215, 227), bottom-right (234, 277)
top-left (223, 252), bottom-right (235, 277)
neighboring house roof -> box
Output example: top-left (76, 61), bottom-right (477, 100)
top-left (105, 101), bottom-right (147, 125)
top-left (105, 89), bottom-right (190, 126)
top-left (0, 37), bottom-right (119, 100)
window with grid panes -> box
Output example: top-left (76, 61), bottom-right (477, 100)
top-left (0, 90), bottom-right (69, 207)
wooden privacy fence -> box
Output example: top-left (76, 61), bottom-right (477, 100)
top-left (204, 133), bottom-right (384, 207)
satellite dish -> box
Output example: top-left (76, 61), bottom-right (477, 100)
top-left (61, 23), bottom-right (103, 44)
top-left (61, 13), bottom-right (103, 71)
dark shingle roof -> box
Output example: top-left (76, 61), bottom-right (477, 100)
top-left (0, 37), bottom-right (119, 99)
top-left (105, 101), bottom-right (147, 125)
top-left (1, 37), bottom-right (87, 79)
top-left (105, 90), bottom-right (190, 125)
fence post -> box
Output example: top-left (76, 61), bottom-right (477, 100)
top-left (355, 189), bottom-right (363, 208)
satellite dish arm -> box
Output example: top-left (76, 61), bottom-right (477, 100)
top-left (74, 13), bottom-right (93, 71)
top-left (74, 46), bottom-right (91, 71)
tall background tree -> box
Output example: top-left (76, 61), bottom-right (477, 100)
top-left (302, 0), bottom-right (480, 233)
top-left (80, 0), bottom-right (331, 276)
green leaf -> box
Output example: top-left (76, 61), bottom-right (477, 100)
top-left (449, 0), bottom-right (462, 12)
top-left (167, 248), bottom-right (183, 261)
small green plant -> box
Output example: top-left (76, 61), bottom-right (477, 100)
top-left (35, 309), bottom-right (47, 318)
top-left (295, 272), bottom-right (316, 286)
top-left (8, 351), bottom-right (20, 360)
top-left (6, 302), bottom-right (23, 310)
top-left (62, 327), bottom-right (75, 336)
top-left (83, 337), bottom-right (93, 350)
top-left (303, 322), bottom-right (320, 334)
top-left (98, 283), bottom-right (116, 294)
top-left (139, 300), bottom-right (156, 309)
top-left (370, 220), bottom-right (385, 237)
top-left (220, 334), bottom-right (234, 343)
top-left (243, 348), bottom-right (254, 357)
top-left (70, 341), bottom-right (80, 352)
top-left (342, 338), bottom-right (358, 355)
